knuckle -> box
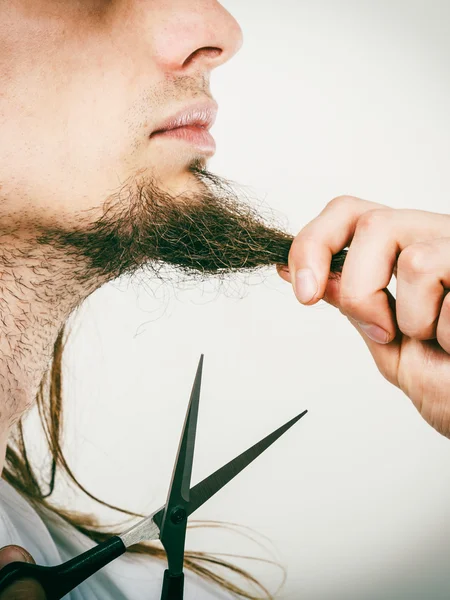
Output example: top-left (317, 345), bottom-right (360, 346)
top-left (356, 208), bottom-right (391, 233)
top-left (398, 243), bottom-right (436, 275)
top-left (339, 291), bottom-right (366, 314)
top-left (398, 319), bottom-right (436, 340)
top-left (288, 233), bottom-right (320, 264)
top-left (324, 195), bottom-right (357, 212)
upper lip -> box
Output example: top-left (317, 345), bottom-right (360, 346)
top-left (150, 101), bottom-right (218, 136)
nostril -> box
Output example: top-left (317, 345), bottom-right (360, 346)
top-left (182, 47), bottom-right (222, 68)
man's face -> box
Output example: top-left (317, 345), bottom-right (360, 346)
top-left (0, 0), bottom-right (242, 227)
top-left (0, 0), bottom-right (295, 283)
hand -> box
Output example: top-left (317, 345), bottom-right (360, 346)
top-left (277, 195), bottom-right (450, 438)
top-left (0, 546), bottom-right (46, 599)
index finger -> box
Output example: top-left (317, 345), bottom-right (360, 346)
top-left (288, 196), bottom-right (386, 304)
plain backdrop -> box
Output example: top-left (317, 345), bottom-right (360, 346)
top-left (45, 1), bottom-right (450, 598)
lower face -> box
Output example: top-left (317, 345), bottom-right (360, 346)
top-left (143, 128), bottom-right (215, 196)
top-left (0, 85), bottom-right (215, 229)
top-left (0, 7), bottom-right (215, 230)
top-left (0, 4), bottom-right (298, 291)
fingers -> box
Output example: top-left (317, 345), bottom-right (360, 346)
top-left (0, 578), bottom-right (46, 600)
top-left (396, 239), bottom-right (450, 345)
top-left (337, 208), bottom-right (398, 342)
top-left (286, 196), bottom-right (388, 305)
top-left (395, 238), bottom-right (450, 353)
top-left (277, 197), bottom-right (450, 389)
top-left (0, 547), bottom-right (35, 570)
top-left (283, 198), bottom-right (450, 344)
top-left (346, 289), bottom-right (402, 388)
top-left (0, 546), bottom-right (46, 600)
top-left (338, 210), bottom-right (450, 340)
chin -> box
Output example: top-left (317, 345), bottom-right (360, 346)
top-left (159, 166), bottom-right (205, 197)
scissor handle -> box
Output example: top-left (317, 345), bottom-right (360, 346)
top-left (161, 570), bottom-right (184, 600)
top-left (0, 536), bottom-right (126, 599)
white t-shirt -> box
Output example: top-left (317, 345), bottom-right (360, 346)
top-left (0, 480), bottom-right (233, 599)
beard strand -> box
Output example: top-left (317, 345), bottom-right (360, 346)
top-left (37, 164), bottom-right (346, 286)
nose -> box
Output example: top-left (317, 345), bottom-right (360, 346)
top-left (151, 0), bottom-right (243, 74)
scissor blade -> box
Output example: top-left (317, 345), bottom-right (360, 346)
top-left (162, 355), bottom-right (203, 514)
top-left (186, 409), bottom-right (308, 517)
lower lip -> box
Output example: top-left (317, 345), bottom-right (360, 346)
top-left (151, 125), bottom-right (216, 156)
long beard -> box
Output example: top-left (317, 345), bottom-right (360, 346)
top-left (37, 163), bottom-right (346, 285)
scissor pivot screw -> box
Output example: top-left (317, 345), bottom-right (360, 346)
top-left (170, 507), bottom-right (187, 525)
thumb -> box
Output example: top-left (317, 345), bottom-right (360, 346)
top-left (0, 546), bottom-right (46, 600)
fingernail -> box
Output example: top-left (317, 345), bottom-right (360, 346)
top-left (0, 546), bottom-right (34, 569)
top-left (295, 268), bottom-right (318, 304)
top-left (357, 323), bottom-right (391, 344)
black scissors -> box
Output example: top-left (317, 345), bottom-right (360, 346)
top-left (0, 355), bottom-right (307, 599)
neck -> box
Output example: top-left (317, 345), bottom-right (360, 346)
top-left (0, 231), bottom-right (106, 473)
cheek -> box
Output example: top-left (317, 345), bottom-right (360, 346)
top-left (0, 73), bottom-right (149, 226)
top-left (0, 10), bottom-right (158, 225)
top-left (0, 108), bottom-right (132, 226)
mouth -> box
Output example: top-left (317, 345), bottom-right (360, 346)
top-left (150, 101), bottom-right (218, 156)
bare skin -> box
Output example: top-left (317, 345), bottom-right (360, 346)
top-left (278, 195), bottom-right (450, 439)
top-left (0, 547), bottom-right (45, 599)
